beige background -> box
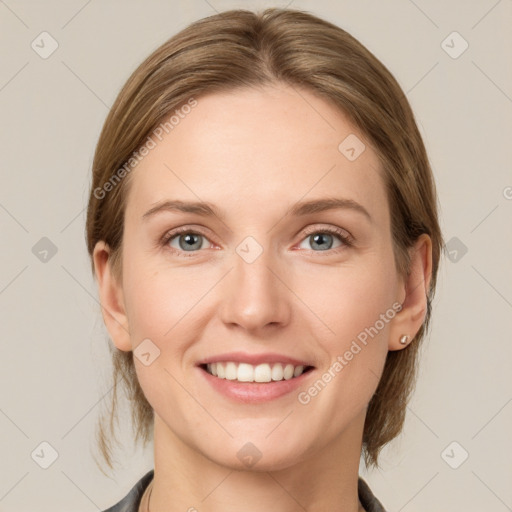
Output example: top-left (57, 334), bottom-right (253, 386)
top-left (1, 0), bottom-right (511, 510)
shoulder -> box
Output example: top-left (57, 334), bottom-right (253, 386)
top-left (102, 470), bottom-right (154, 512)
top-left (358, 476), bottom-right (387, 512)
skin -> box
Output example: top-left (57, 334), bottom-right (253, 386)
top-left (94, 83), bottom-right (432, 512)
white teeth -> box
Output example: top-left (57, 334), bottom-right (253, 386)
top-left (283, 364), bottom-right (294, 380)
top-left (237, 363), bottom-right (254, 382)
top-left (204, 362), bottom-right (308, 382)
top-left (254, 363), bottom-right (272, 382)
top-left (225, 362), bottom-right (237, 380)
top-left (271, 364), bottom-right (284, 381)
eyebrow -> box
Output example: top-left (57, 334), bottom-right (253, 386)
top-left (142, 197), bottom-right (372, 223)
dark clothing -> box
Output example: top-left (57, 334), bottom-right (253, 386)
top-left (103, 469), bottom-right (386, 512)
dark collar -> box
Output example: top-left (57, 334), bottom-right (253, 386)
top-left (102, 470), bottom-right (386, 512)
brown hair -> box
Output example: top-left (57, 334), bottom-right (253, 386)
top-left (86, 7), bottom-right (443, 472)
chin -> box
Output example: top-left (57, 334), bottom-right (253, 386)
top-left (196, 433), bottom-right (311, 473)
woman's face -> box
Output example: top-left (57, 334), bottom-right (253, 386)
top-left (108, 84), bottom-right (408, 470)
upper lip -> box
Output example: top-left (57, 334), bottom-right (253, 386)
top-left (196, 351), bottom-right (314, 367)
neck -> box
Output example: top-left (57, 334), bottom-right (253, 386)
top-left (149, 412), bottom-right (366, 512)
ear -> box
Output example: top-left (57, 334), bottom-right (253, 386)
top-left (389, 233), bottom-right (433, 351)
top-left (92, 241), bottom-right (132, 352)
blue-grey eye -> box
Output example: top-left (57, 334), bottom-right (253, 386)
top-left (310, 233), bottom-right (332, 251)
top-left (170, 232), bottom-right (207, 251)
top-left (298, 231), bottom-right (343, 251)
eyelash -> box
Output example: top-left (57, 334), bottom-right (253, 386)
top-left (160, 225), bottom-right (354, 258)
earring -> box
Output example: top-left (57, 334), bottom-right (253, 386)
top-left (399, 335), bottom-right (409, 345)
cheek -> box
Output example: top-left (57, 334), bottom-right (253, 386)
top-left (123, 258), bottom-right (203, 338)
top-left (295, 256), bottom-right (398, 348)
top-left (123, 242), bottom-right (398, 354)
top-left (123, 263), bottom-right (210, 418)
top-left (293, 264), bottom-right (396, 420)
top-left (122, 255), bottom-right (221, 381)
top-left (124, 276), bottom-right (171, 343)
top-left (292, 252), bottom-right (397, 405)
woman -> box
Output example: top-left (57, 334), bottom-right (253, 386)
top-left (87, 7), bottom-right (442, 512)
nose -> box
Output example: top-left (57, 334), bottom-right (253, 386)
top-left (218, 245), bottom-right (292, 333)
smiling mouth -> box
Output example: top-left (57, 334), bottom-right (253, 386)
top-left (200, 362), bottom-right (315, 383)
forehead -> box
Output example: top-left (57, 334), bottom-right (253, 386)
top-left (126, 84), bottom-right (388, 226)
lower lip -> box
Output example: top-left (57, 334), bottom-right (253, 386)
top-left (198, 366), bottom-right (314, 403)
